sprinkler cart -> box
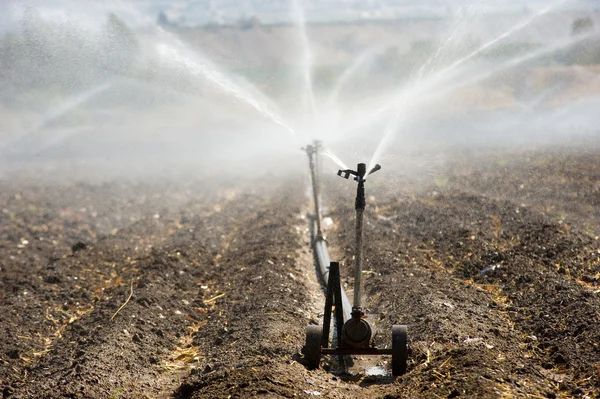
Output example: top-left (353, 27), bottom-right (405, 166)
top-left (302, 142), bottom-right (408, 376)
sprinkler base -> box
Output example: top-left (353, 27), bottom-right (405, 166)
top-left (302, 261), bottom-right (408, 376)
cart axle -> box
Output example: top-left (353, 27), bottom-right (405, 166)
top-left (321, 347), bottom-right (393, 355)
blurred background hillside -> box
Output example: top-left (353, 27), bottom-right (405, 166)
top-left (0, 1), bottom-right (599, 168)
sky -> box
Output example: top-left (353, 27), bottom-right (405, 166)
top-left (1, 0), bottom-right (597, 32)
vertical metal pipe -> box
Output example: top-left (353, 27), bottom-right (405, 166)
top-left (353, 208), bottom-right (364, 309)
top-left (337, 162), bottom-right (379, 312)
top-left (314, 141), bottom-right (322, 234)
top-left (331, 262), bottom-right (345, 344)
top-left (314, 236), bottom-right (351, 323)
top-left (352, 163), bottom-right (367, 310)
top-left (309, 153), bottom-right (323, 239)
top-left (322, 261), bottom-right (334, 348)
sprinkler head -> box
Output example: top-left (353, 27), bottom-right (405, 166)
top-left (337, 163), bottom-right (381, 182)
top-left (356, 163), bottom-right (367, 181)
top-left (302, 140), bottom-right (322, 157)
top-left (302, 144), bottom-right (316, 156)
top-left (368, 164), bottom-right (381, 175)
top-left (337, 163), bottom-right (381, 211)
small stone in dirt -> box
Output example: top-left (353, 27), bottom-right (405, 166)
top-left (542, 362), bottom-right (554, 370)
top-left (44, 274), bottom-right (61, 284)
top-left (152, 328), bottom-right (164, 338)
top-left (132, 332), bottom-right (143, 343)
top-left (553, 353), bottom-right (567, 364)
top-left (71, 242), bottom-right (88, 253)
top-left (479, 264), bottom-right (501, 277)
top-left (525, 335), bottom-right (538, 343)
top-left (303, 390), bottom-right (322, 396)
top-left (137, 297), bottom-right (151, 308)
top-left (362, 376), bottom-right (377, 383)
top-left (6, 349), bottom-right (19, 359)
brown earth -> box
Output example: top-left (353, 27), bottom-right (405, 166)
top-left (1, 145), bottom-right (600, 398)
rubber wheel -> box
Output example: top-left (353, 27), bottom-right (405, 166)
top-left (391, 324), bottom-right (408, 376)
top-left (303, 325), bottom-right (322, 370)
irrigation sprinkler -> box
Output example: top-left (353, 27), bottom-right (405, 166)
top-left (302, 142), bottom-right (353, 326)
top-left (302, 141), bottom-right (324, 240)
top-left (301, 156), bottom-right (408, 376)
top-left (337, 163), bottom-right (380, 312)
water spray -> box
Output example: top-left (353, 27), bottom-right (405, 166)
top-left (302, 150), bottom-right (408, 376)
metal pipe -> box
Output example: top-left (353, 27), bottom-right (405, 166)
top-left (353, 163), bottom-right (366, 309)
top-left (304, 142), bottom-right (352, 324)
top-left (314, 141), bottom-right (323, 237)
top-left (310, 155), bottom-right (323, 239)
top-left (313, 233), bottom-right (352, 324)
top-left (321, 347), bottom-right (393, 355)
top-left (353, 208), bottom-right (364, 309)
top-left (337, 163), bottom-right (381, 311)
top-left (304, 143), bottom-right (323, 239)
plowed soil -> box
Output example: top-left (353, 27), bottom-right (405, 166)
top-left (1, 145), bottom-right (600, 399)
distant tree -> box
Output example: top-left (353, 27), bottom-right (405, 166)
top-left (240, 16), bottom-right (261, 30)
top-left (106, 13), bottom-right (137, 48)
top-left (0, 34), bottom-right (22, 90)
top-left (102, 13), bottom-right (139, 75)
top-left (1, 6), bottom-right (115, 102)
top-left (482, 42), bottom-right (539, 60)
top-left (374, 46), bottom-right (408, 78)
top-left (157, 11), bottom-right (170, 27)
top-left (558, 16), bottom-right (600, 65)
top-left (20, 6), bottom-right (45, 59)
top-left (572, 17), bottom-right (594, 36)
top-left (410, 40), bottom-right (435, 55)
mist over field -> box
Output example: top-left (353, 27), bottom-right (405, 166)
top-left (1, 2), bottom-right (600, 398)
top-left (0, 0), bottom-right (599, 180)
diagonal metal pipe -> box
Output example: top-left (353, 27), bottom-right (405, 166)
top-left (304, 141), bottom-right (351, 324)
top-left (312, 234), bottom-right (352, 324)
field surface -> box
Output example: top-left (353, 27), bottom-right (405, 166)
top-left (1, 146), bottom-right (600, 399)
